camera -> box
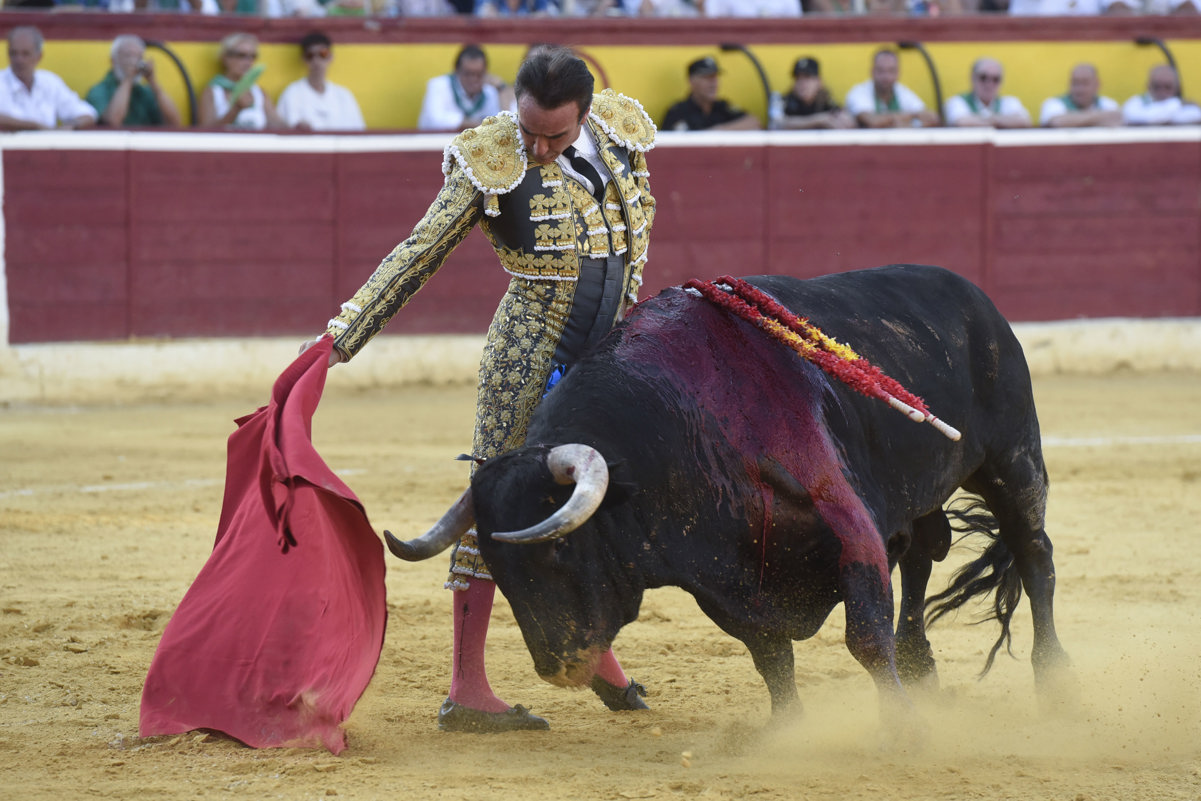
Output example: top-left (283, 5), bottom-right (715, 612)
top-left (137, 60), bottom-right (149, 76)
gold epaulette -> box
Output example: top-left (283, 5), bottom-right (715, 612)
top-left (443, 111), bottom-right (529, 197)
top-left (589, 89), bottom-right (657, 153)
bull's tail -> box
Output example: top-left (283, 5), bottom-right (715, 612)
top-left (923, 497), bottom-right (1023, 676)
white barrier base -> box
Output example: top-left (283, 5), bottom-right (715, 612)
top-left (2, 321), bottom-right (1199, 405)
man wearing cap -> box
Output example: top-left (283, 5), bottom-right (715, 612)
top-left (777, 57), bottom-right (854, 130)
top-left (844, 48), bottom-right (939, 129)
top-left (661, 56), bottom-right (759, 132)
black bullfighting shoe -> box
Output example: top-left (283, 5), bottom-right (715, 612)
top-left (436, 697), bottom-right (551, 733)
top-left (590, 677), bottom-right (650, 711)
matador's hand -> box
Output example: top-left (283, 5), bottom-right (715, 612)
top-left (299, 337), bottom-right (344, 368)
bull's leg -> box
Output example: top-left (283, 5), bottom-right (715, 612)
top-left (974, 453), bottom-right (1073, 700)
top-left (1004, 522), bottom-right (1072, 693)
top-left (841, 562), bottom-right (921, 739)
top-left (744, 633), bottom-right (800, 716)
top-left (895, 512), bottom-right (952, 687)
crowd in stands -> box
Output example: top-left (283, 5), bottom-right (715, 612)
top-left (664, 47), bottom-right (1201, 131)
top-left (1, 25), bottom-right (1199, 132)
top-left (2, 0), bottom-right (1200, 15)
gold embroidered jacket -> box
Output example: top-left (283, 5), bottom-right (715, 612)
top-left (325, 88), bottom-right (656, 465)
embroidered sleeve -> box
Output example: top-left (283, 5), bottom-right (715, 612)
top-left (325, 164), bottom-right (484, 360)
top-left (631, 148), bottom-right (655, 233)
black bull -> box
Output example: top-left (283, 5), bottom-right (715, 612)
top-left (389, 264), bottom-right (1071, 722)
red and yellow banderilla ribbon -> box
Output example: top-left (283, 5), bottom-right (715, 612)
top-left (684, 276), bottom-right (961, 441)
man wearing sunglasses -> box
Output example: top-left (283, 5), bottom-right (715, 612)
top-left (277, 32), bottom-right (365, 132)
top-left (944, 57), bottom-right (1031, 129)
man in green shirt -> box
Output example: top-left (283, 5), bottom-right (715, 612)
top-left (86, 35), bottom-right (181, 128)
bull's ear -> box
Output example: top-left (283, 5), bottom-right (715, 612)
top-left (601, 459), bottom-right (638, 508)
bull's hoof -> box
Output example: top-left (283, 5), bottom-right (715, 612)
top-left (436, 698), bottom-right (550, 733)
top-left (590, 677), bottom-right (650, 711)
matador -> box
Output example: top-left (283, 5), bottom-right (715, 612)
top-left (312, 47), bottom-right (657, 732)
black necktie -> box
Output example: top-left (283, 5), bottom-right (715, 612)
top-left (564, 145), bottom-right (605, 204)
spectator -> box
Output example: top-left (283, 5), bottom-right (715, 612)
top-left (1122, 64), bottom-right (1201, 126)
top-left (0, 26), bottom-right (97, 132)
top-left (417, 44), bottom-right (502, 131)
top-left (1007, 0), bottom-right (1158, 11)
top-left (1009, 0), bottom-right (1108, 12)
top-left (559, 0), bottom-right (620, 11)
top-left (775, 57), bottom-right (853, 130)
top-left (1039, 63), bottom-right (1121, 128)
top-left (944, 57), bottom-right (1031, 128)
top-left (844, 48), bottom-right (939, 129)
top-left (703, 0), bottom-right (802, 13)
top-left (197, 32), bottom-right (285, 130)
top-left (661, 56), bottom-right (759, 131)
top-left (475, 0), bottom-right (555, 13)
top-left (85, 35), bottom-right (182, 128)
top-left (621, 0), bottom-right (699, 12)
top-left (277, 32), bottom-right (365, 131)
top-left (394, 0), bottom-right (459, 11)
top-left (1142, 0), bottom-right (1201, 11)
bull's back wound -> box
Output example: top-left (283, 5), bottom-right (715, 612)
top-left (683, 276), bottom-right (961, 442)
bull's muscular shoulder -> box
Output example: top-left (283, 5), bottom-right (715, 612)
top-left (443, 111), bottom-right (529, 195)
top-left (589, 89), bottom-right (656, 153)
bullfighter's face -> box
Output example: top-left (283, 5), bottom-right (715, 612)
top-left (517, 96), bottom-right (589, 166)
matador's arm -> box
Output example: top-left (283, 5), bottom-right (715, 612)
top-left (325, 165), bottom-right (485, 361)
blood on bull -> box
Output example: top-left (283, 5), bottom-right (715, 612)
top-left (389, 264), bottom-right (1073, 731)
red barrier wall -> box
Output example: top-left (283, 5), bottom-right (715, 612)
top-left (4, 131), bottom-right (1200, 345)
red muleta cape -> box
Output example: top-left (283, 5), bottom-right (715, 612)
top-left (139, 338), bottom-right (386, 754)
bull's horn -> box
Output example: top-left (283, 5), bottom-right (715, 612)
top-left (493, 444), bottom-right (609, 544)
top-left (385, 488), bottom-right (474, 561)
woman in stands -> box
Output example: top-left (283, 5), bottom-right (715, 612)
top-left (198, 32), bottom-right (285, 130)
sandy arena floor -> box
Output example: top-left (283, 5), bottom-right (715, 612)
top-left (2, 370), bottom-right (1200, 801)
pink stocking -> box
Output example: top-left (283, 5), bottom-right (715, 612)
top-left (447, 579), bottom-right (510, 713)
top-left (593, 647), bottom-right (630, 688)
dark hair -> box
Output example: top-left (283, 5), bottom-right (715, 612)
top-left (299, 31), bottom-right (331, 53)
top-left (455, 44), bottom-right (487, 70)
top-left (514, 45), bottom-right (594, 120)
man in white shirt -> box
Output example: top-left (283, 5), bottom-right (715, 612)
top-left (417, 44), bottom-right (502, 132)
top-left (703, 0), bottom-right (801, 14)
top-left (276, 32), bottom-right (366, 132)
top-left (0, 26), bottom-right (97, 132)
top-left (1039, 63), bottom-right (1121, 128)
top-left (844, 48), bottom-right (939, 129)
top-left (1122, 64), bottom-right (1201, 126)
top-left (945, 57), bottom-right (1031, 129)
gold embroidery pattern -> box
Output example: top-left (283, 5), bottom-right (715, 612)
top-left (449, 280), bottom-right (574, 583)
top-left (445, 113), bottom-right (527, 194)
top-left (529, 191), bottom-right (568, 221)
top-left (566, 179), bottom-right (609, 258)
top-left (590, 89), bottom-right (657, 154)
top-left (534, 219), bottom-right (576, 252)
top-left (497, 248), bottom-right (577, 280)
